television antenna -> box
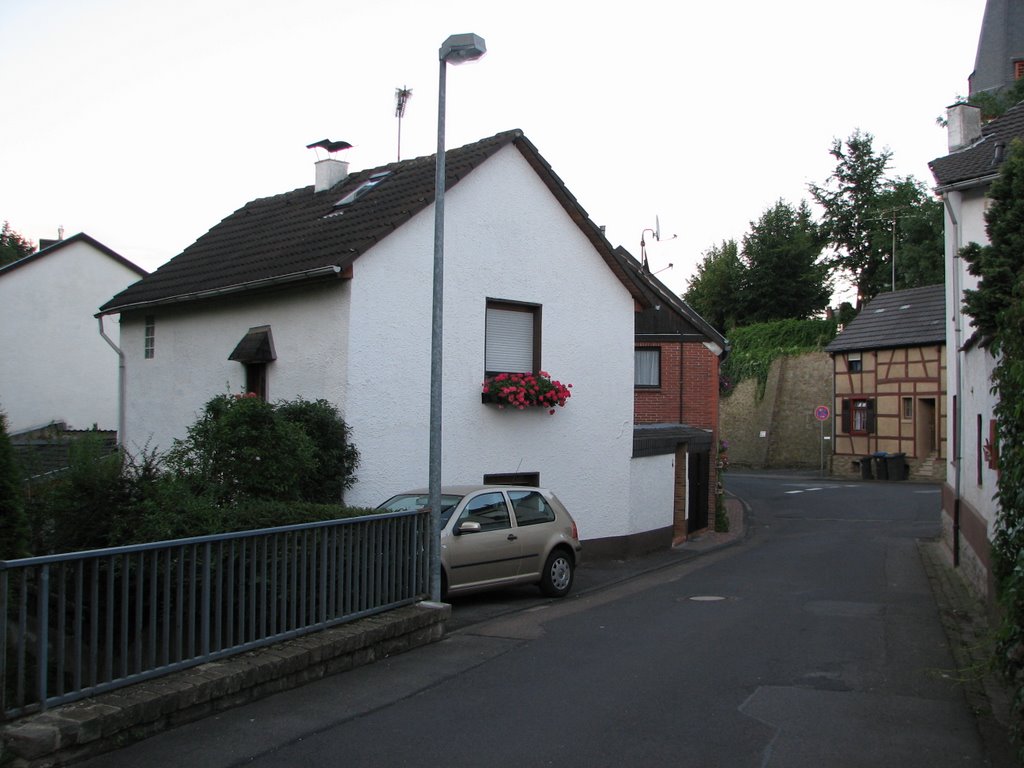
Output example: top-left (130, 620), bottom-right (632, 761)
top-left (640, 215), bottom-right (677, 271)
top-left (395, 85), bottom-right (413, 161)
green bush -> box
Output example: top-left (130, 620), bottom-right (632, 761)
top-left (277, 398), bottom-right (360, 502)
top-left (0, 412), bottom-right (28, 559)
top-left (21, 394), bottom-right (366, 555)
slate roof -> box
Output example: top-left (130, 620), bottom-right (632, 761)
top-left (0, 232), bottom-right (147, 280)
top-left (824, 284), bottom-right (946, 353)
top-left (929, 101), bottom-right (1024, 188)
top-left (100, 129), bottom-right (650, 315)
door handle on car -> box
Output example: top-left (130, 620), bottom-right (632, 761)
top-left (507, 534), bottom-right (518, 541)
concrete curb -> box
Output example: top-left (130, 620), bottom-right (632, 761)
top-left (0, 602), bottom-right (450, 768)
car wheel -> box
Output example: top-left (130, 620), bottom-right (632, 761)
top-left (540, 549), bottom-right (574, 597)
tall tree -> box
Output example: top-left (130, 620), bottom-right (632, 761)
top-left (0, 221), bottom-right (34, 267)
top-left (738, 199), bottom-right (831, 323)
top-left (683, 239), bottom-right (744, 333)
top-left (809, 130), bottom-right (943, 306)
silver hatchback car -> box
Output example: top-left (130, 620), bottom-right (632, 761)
top-left (377, 485), bottom-right (582, 598)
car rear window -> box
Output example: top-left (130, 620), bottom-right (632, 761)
top-left (509, 491), bottom-right (556, 526)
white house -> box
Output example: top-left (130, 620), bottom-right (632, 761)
top-left (928, 0), bottom-right (1024, 599)
top-left (0, 233), bottom-right (147, 434)
top-left (100, 129), bottom-right (691, 554)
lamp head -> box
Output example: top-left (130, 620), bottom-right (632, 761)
top-left (439, 33), bottom-right (487, 63)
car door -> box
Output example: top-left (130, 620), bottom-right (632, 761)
top-left (507, 490), bottom-right (558, 580)
top-left (444, 491), bottom-right (523, 590)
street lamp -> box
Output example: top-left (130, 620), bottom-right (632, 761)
top-left (429, 33), bottom-right (486, 602)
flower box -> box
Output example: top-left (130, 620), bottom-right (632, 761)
top-left (481, 371), bottom-right (572, 415)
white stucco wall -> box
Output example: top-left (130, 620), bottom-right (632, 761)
top-left (0, 240), bottom-right (142, 432)
top-left (119, 282), bottom-right (351, 455)
top-left (944, 187), bottom-right (1000, 539)
top-left (629, 454), bottom-right (677, 535)
top-left (344, 145), bottom-right (637, 541)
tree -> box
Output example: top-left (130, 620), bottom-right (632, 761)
top-left (738, 200), bottom-right (831, 323)
top-left (683, 239), bottom-right (744, 333)
top-left (958, 138), bottom-right (1024, 735)
top-left (809, 130), bottom-right (943, 306)
top-left (0, 221), bottom-right (34, 267)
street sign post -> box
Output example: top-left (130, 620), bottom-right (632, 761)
top-left (815, 405), bottom-right (830, 475)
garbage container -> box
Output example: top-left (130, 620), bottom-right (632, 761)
top-left (859, 456), bottom-right (873, 480)
top-left (886, 452), bottom-right (907, 481)
top-left (873, 452), bottom-right (889, 481)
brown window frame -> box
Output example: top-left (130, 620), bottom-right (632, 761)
top-left (484, 300), bottom-right (542, 376)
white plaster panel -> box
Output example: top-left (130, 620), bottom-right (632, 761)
top-left (121, 282), bottom-right (349, 455)
top-left (0, 241), bottom-right (141, 432)
top-left (629, 454), bottom-right (677, 535)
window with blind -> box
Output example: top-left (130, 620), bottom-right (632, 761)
top-left (635, 347), bottom-right (660, 388)
top-left (485, 301), bottom-right (540, 374)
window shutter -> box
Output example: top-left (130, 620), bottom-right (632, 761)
top-left (841, 399), bottom-right (851, 433)
top-left (486, 307), bottom-right (534, 373)
top-left (866, 399), bottom-right (876, 433)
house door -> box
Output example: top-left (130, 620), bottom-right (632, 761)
top-left (916, 398), bottom-right (936, 456)
top-left (687, 450), bottom-right (710, 533)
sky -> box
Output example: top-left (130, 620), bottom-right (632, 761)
top-left (0, 0), bottom-right (986, 301)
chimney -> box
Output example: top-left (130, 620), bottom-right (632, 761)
top-left (314, 158), bottom-right (349, 192)
top-left (946, 103), bottom-right (983, 152)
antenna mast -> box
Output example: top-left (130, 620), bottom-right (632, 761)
top-left (395, 85), bottom-right (412, 161)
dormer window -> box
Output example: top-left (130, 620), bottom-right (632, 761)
top-left (332, 171), bottom-right (391, 210)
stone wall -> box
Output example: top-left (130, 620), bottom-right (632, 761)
top-left (720, 352), bottom-right (833, 470)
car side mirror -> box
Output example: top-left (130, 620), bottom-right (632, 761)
top-left (455, 521), bottom-right (482, 536)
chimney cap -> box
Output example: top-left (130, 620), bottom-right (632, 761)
top-left (306, 139), bottom-right (353, 153)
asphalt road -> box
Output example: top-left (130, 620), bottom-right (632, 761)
top-left (81, 473), bottom-right (991, 767)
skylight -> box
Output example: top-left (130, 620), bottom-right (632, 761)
top-left (332, 171), bottom-right (391, 209)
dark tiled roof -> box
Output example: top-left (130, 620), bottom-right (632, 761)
top-left (929, 101), bottom-right (1024, 187)
top-left (100, 129), bottom-right (649, 314)
top-left (0, 232), bottom-right (147, 280)
top-left (824, 284), bottom-right (945, 353)
top-left (611, 246), bottom-right (729, 354)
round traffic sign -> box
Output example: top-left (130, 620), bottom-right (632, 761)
top-left (814, 405), bottom-right (830, 421)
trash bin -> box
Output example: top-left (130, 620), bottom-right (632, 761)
top-left (873, 452), bottom-right (889, 481)
top-left (886, 452), bottom-right (907, 481)
top-left (859, 456), bottom-right (873, 480)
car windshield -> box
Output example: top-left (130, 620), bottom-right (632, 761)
top-left (377, 494), bottom-right (463, 525)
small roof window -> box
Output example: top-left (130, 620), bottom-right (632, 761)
top-left (332, 171), bottom-right (391, 210)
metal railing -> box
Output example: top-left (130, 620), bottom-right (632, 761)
top-left (0, 509), bottom-right (430, 720)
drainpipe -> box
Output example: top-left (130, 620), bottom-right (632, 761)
top-left (97, 315), bottom-right (126, 449)
top-left (943, 191), bottom-right (962, 567)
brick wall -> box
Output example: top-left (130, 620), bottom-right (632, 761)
top-left (634, 342), bottom-right (720, 428)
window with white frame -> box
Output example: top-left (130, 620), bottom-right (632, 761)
top-left (635, 347), bottom-right (660, 388)
top-left (847, 352), bottom-right (862, 373)
top-left (144, 315), bottom-right (155, 359)
top-left (485, 300), bottom-right (540, 374)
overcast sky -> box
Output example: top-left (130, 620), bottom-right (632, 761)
top-left (1, 0), bottom-right (985, 299)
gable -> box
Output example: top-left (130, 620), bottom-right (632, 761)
top-left (0, 232), bottom-right (146, 282)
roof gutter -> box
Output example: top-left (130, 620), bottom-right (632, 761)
top-left (97, 264), bottom-right (346, 317)
top-left (933, 172), bottom-right (1000, 195)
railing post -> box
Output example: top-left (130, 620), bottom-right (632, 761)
top-left (37, 565), bottom-right (49, 711)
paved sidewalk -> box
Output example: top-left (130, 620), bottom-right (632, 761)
top-left (918, 539), bottom-right (1018, 767)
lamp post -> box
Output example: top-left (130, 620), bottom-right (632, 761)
top-left (429, 33), bottom-right (486, 602)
